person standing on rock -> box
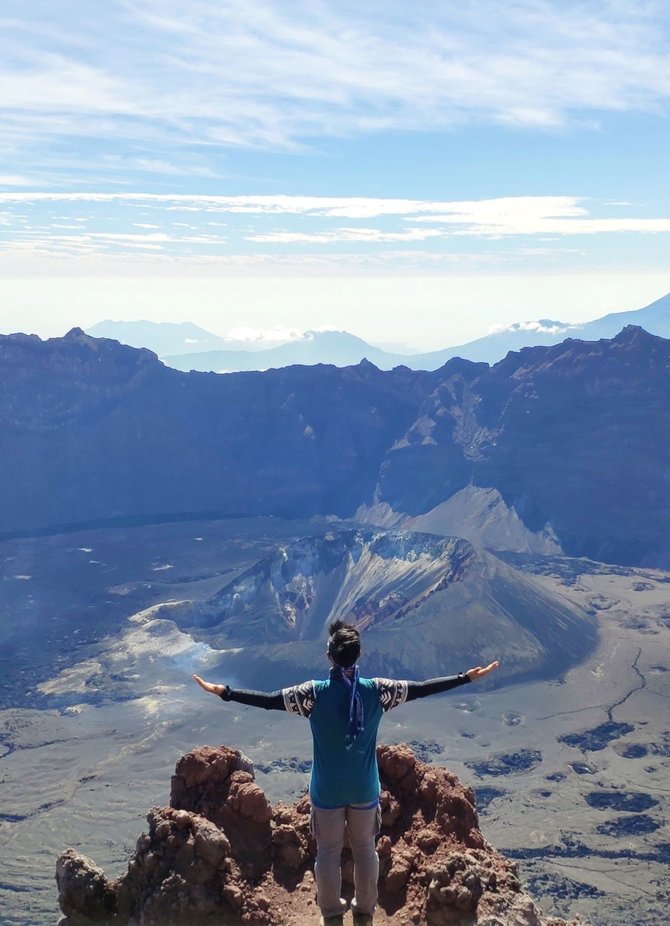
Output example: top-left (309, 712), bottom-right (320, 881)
top-left (194, 619), bottom-right (499, 926)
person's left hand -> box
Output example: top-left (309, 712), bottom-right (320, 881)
top-left (193, 674), bottom-right (226, 696)
top-left (466, 661), bottom-right (500, 681)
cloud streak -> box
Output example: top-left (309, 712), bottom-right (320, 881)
top-left (2, 192), bottom-right (670, 240)
top-left (1, 0), bottom-right (670, 172)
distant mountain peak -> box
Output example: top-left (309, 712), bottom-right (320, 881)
top-left (615, 323), bottom-right (657, 340)
top-left (85, 320), bottom-right (231, 358)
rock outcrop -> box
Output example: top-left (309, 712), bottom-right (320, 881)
top-left (56, 744), bottom-right (584, 926)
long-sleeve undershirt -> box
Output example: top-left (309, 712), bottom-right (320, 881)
top-left (219, 672), bottom-right (470, 711)
top-left (222, 688), bottom-right (284, 709)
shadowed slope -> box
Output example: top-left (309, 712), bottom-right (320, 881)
top-left (3, 326), bottom-right (669, 565)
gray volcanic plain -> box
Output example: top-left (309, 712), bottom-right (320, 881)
top-left (1, 518), bottom-right (669, 926)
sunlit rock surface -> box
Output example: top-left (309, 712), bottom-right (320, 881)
top-left (173, 528), bottom-right (596, 687)
top-left (56, 744), bottom-right (585, 926)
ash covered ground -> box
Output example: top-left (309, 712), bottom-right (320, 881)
top-left (1, 518), bottom-right (668, 925)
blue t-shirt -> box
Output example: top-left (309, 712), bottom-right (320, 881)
top-left (282, 669), bottom-right (408, 808)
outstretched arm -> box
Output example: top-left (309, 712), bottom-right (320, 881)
top-left (405, 660), bottom-right (500, 702)
top-left (193, 674), bottom-right (285, 710)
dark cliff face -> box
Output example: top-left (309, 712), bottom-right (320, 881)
top-left (0, 331), bottom-right (437, 532)
top-left (1, 326), bottom-right (668, 566)
top-left (377, 326), bottom-right (670, 565)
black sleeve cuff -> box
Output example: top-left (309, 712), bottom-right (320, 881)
top-left (219, 687), bottom-right (286, 710)
top-left (405, 672), bottom-right (471, 703)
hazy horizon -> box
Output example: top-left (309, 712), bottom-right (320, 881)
top-left (1, 3), bottom-right (670, 351)
top-left (2, 274), bottom-right (669, 353)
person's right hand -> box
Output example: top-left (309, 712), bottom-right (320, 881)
top-left (193, 674), bottom-right (226, 696)
top-left (466, 661), bottom-right (500, 681)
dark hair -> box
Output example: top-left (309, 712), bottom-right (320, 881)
top-left (327, 619), bottom-right (361, 668)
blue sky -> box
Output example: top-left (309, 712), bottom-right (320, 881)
top-left (1, 0), bottom-right (669, 349)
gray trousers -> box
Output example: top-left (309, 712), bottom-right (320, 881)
top-left (310, 803), bottom-right (381, 919)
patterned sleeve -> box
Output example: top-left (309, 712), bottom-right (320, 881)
top-left (373, 678), bottom-right (409, 712)
top-left (282, 680), bottom-right (317, 718)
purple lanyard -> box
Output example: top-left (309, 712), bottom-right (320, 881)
top-left (340, 666), bottom-right (364, 747)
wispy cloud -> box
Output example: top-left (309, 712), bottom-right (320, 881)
top-left (413, 197), bottom-right (670, 236)
top-left (1, 0), bottom-right (670, 178)
top-left (2, 192), bottom-right (669, 240)
top-left (0, 187), bottom-right (667, 296)
top-left (246, 227), bottom-right (445, 243)
top-left (0, 175), bottom-right (33, 188)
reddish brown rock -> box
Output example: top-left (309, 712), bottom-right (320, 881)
top-left (56, 743), bottom-right (586, 926)
top-left (170, 745), bottom-right (272, 878)
top-left (56, 849), bottom-right (116, 921)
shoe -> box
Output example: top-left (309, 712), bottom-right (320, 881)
top-left (352, 914), bottom-right (374, 926)
top-left (320, 917), bottom-right (344, 926)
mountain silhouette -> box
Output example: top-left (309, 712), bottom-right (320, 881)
top-left (1, 325), bottom-right (668, 566)
top-left (94, 292), bottom-right (670, 372)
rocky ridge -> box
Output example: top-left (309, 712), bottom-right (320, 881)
top-left (56, 744), bottom-right (584, 926)
top-left (374, 325), bottom-right (670, 564)
top-left (3, 325), bottom-right (670, 565)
